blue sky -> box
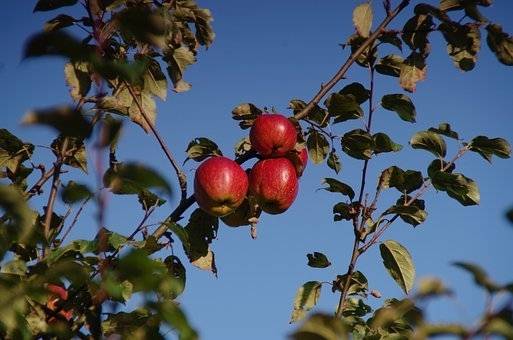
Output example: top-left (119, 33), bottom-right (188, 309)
top-left (1, 1), bottom-right (513, 339)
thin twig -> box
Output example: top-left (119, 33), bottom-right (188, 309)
top-left (293, 0), bottom-right (410, 121)
top-left (125, 82), bottom-right (188, 202)
top-left (60, 196), bottom-right (92, 243)
top-left (26, 166), bottom-right (56, 199)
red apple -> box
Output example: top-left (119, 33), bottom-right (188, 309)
top-left (249, 158), bottom-right (299, 214)
top-left (221, 198), bottom-right (262, 227)
top-left (194, 156), bottom-right (249, 217)
top-left (249, 113), bottom-right (297, 157)
top-left (287, 146), bottom-right (308, 177)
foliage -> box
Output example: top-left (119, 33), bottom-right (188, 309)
top-left (0, 0), bottom-right (512, 338)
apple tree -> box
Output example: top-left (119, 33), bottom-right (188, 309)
top-left (0, 0), bottom-right (512, 339)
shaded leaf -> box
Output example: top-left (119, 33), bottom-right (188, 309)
top-left (137, 190), bottom-right (166, 210)
top-left (64, 61), bottom-right (91, 101)
top-left (0, 129), bottom-right (34, 174)
top-left (327, 150), bottom-right (342, 174)
top-left (183, 209), bottom-right (218, 262)
top-left (51, 136), bottom-right (88, 173)
top-left (231, 103), bottom-right (262, 129)
top-left (22, 106), bottom-right (92, 139)
top-left (103, 162), bottom-right (172, 197)
top-left (468, 136), bottom-right (511, 162)
top-left (34, 0), bottom-right (78, 12)
top-left (332, 271), bottom-right (368, 297)
top-left (341, 129), bottom-right (374, 160)
top-left (453, 261), bottom-right (500, 292)
top-left (289, 99), bottom-right (328, 127)
top-left (307, 130), bottom-right (329, 164)
top-left (380, 240), bottom-right (416, 294)
top-left (486, 24), bottom-right (513, 66)
top-left (185, 137), bottom-right (222, 163)
top-left (427, 159), bottom-right (456, 178)
top-left (431, 172), bottom-right (480, 206)
top-left (128, 92), bottom-right (157, 133)
top-left (144, 59), bottom-right (168, 100)
top-left (44, 14), bottom-right (76, 32)
top-left (353, 2), bottom-right (373, 38)
top-left (417, 277), bottom-right (452, 298)
top-left (381, 94), bottom-right (416, 123)
top-left (339, 82), bottom-right (370, 104)
top-left (378, 166), bottom-right (423, 194)
top-left (402, 14), bottom-right (434, 53)
top-left (375, 54), bottom-right (404, 77)
top-left (384, 205), bottom-right (427, 226)
top-left (325, 93), bottom-right (364, 123)
top-left (378, 31), bottom-right (403, 51)
top-left (333, 202), bottom-right (358, 222)
top-left (321, 178), bottom-right (355, 200)
top-left (60, 181), bottom-right (92, 204)
top-left (290, 281), bottom-right (322, 323)
top-left (290, 313), bottom-right (348, 340)
top-left (410, 131), bottom-right (447, 158)
top-left (165, 47), bottom-right (196, 93)
top-left (440, 22), bottom-right (481, 71)
top-left (373, 132), bottom-right (403, 154)
top-left (428, 122), bottom-right (459, 140)
top-left (307, 252), bottom-right (331, 269)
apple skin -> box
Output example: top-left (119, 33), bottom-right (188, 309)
top-left (249, 158), bottom-right (299, 214)
top-left (221, 199), bottom-right (262, 227)
top-left (194, 156), bottom-right (249, 217)
top-left (250, 113), bottom-right (297, 157)
top-left (286, 146), bottom-right (308, 177)
top-left (46, 284), bottom-right (73, 322)
top-left (299, 147), bottom-right (308, 170)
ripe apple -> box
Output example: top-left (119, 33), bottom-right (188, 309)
top-left (194, 156), bottom-right (249, 217)
top-left (250, 113), bottom-right (297, 157)
top-left (221, 198), bottom-right (262, 227)
top-left (287, 145), bottom-right (308, 177)
top-left (249, 158), bottom-right (299, 214)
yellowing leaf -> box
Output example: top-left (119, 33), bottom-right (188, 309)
top-left (352, 3), bottom-right (373, 38)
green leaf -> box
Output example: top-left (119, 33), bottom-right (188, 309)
top-left (410, 131), bottom-right (447, 158)
top-left (343, 297), bottom-right (372, 317)
top-left (44, 14), bottom-right (76, 32)
top-left (306, 252), bottom-right (332, 268)
top-left (325, 93), bottom-right (364, 123)
top-left (103, 162), bottom-right (172, 197)
top-left (307, 130), bottom-right (329, 164)
top-left (373, 132), bottom-right (403, 154)
top-left (381, 94), bottom-right (416, 123)
top-left (64, 61), bottom-right (91, 101)
top-left (290, 281), bottom-right (322, 323)
top-left (440, 22), bottom-right (481, 71)
top-left (417, 277), bottom-right (452, 298)
top-left (428, 122), bottom-right (459, 140)
top-left (384, 205), bottom-right (427, 226)
top-left (468, 136), bottom-right (511, 162)
top-left (60, 181), bottom-right (92, 204)
top-left (290, 313), bottom-right (348, 340)
top-left (163, 255), bottom-right (186, 299)
top-left (431, 172), bottom-right (480, 206)
top-left (327, 150), bottom-right (342, 174)
top-left (185, 138), bottom-right (222, 163)
top-left (321, 178), bottom-right (355, 200)
top-left (341, 129), bottom-right (374, 160)
top-left (486, 24), bottom-right (513, 66)
top-left (22, 106), bottom-right (92, 139)
top-left (33, 0), bottom-right (78, 12)
top-left (400, 52), bottom-right (427, 93)
top-left (452, 261), bottom-right (500, 292)
top-left (144, 59), bottom-right (168, 101)
top-left (332, 271), bottom-right (368, 297)
top-left (353, 3), bottom-right (373, 38)
top-left (380, 240), bottom-right (416, 294)
top-left (102, 309), bottom-right (160, 338)
top-left (375, 54), bottom-right (404, 77)
top-left (165, 46), bottom-right (196, 93)
top-left (150, 300), bottom-right (198, 340)
top-left (231, 103), bottom-right (262, 129)
top-left (183, 209), bottom-right (218, 263)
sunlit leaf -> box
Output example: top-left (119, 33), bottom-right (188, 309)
top-left (380, 240), bottom-right (416, 294)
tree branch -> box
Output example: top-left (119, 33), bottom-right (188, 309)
top-left (125, 82), bottom-right (188, 202)
top-left (293, 0), bottom-right (410, 121)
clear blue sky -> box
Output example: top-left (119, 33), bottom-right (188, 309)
top-left (1, 1), bottom-right (513, 339)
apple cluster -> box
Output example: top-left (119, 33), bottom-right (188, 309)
top-left (194, 113), bottom-right (307, 228)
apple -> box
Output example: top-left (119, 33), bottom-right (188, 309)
top-left (194, 156), bottom-right (249, 217)
top-left (250, 113), bottom-right (297, 157)
top-left (221, 198), bottom-right (262, 227)
top-left (249, 158), bottom-right (299, 214)
top-left (46, 284), bottom-right (73, 322)
top-left (287, 145), bottom-right (308, 177)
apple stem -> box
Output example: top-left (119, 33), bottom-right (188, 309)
top-left (250, 223), bottom-right (257, 239)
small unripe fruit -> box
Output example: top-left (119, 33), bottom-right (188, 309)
top-left (249, 113), bottom-right (297, 157)
top-left (194, 156), bottom-right (249, 217)
top-left (249, 158), bottom-right (299, 214)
